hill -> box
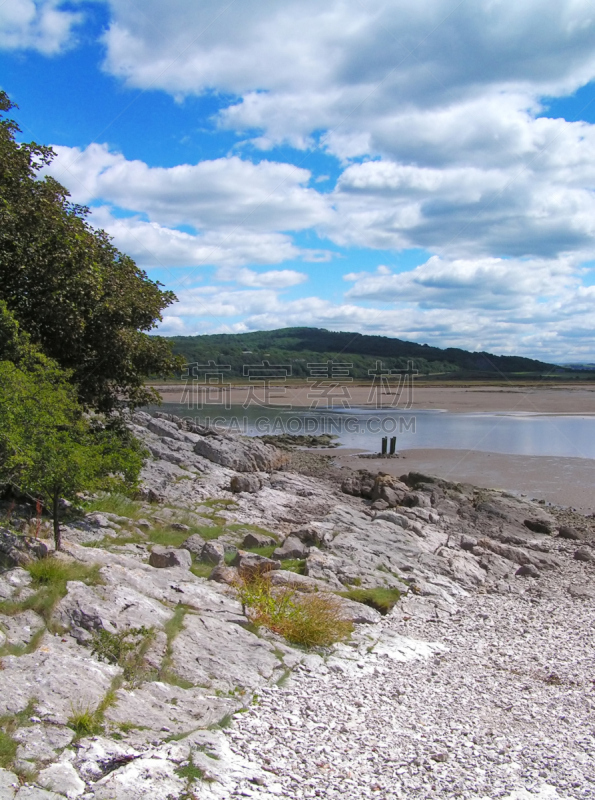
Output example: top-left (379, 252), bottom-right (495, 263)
top-left (166, 327), bottom-right (557, 380)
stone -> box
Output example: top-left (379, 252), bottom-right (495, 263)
top-left (231, 551), bottom-right (280, 576)
top-left (341, 470), bottom-right (376, 498)
top-left (574, 546), bottom-right (594, 562)
top-left (14, 725), bottom-right (74, 766)
top-left (460, 535), bottom-right (478, 551)
top-left (230, 474), bottom-right (262, 493)
top-left (37, 762), bottom-right (85, 798)
top-left (146, 416), bottom-right (186, 441)
top-left (557, 525), bottom-right (583, 540)
top-left (135, 519), bottom-right (152, 531)
top-left (0, 610), bottom-right (44, 647)
top-left (208, 565), bottom-right (239, 585)
top-left (194, 433), bottom-right (286, 472)
top-left (290, 524), bottom-right (334, 547)
top-left (200, 540), bottom-right (226, 565)
top-left (370, 499), bottom-right (389, 511)
top-left (516, 564), bottom-right (540, 578)
top-left (168, 522), bottom-right (190, 532)
top-left (241, 532), bottom-right (277, 549)
top-left (180, 533), bottom-right (205, 555)
top-left (567, 583), bottom-right (595, 599)
top-left (14, 788), bottom-right (64, 799)
top-left (328, 594), bottom-right (382, 624)
top-left (371, 474), bottom-right (409, 506)
top-left (272, 535), bottom-right (309, 561)
top-left (148, 546), bottom-right (192, 569)
top-left (523, 518), bottom-right (553, 534)
top-left (0, 768), bottom-right (18, 799)
top-left (268, 570), bottom-right (327, 592)
top-left (0, 529), bottom-right (47, 569)
top-left (85, 513), bottom-right (112, 528)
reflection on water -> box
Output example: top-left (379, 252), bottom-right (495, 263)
top-left (148, 403), bottom-right (595, 460)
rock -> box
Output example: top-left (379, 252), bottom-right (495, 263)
top-left (180, 533), bottom-right (205, 555)
top-left (272, 536), bottom-right (309, 561)
top-left (290, 524), bottom-right (334, 547)
top-left (557, 525), bottom-right (583, 540)
top-left (0, 768), bottom-right (18, 798)
top-left (341, 470), bottom-right (376, 498)
top-left (230, 474), bottom-right (262, 493)
top-left (169, 522), bottom-right (190, 532)
top-left (201, 541), bottom-right (226, 565)
top-left (268, 570), bottom-right (327, 592)
top-left (38, 761), bottom-right (85, 798)
top-left (86, 513), bottom-right (113, 528)
top-left (14, 787), bottom-right (64, 799)
top-left (401, 491), bottom-right (432, 508)
top-left (574, 546), bottom-right (594, 562)
top-left (370, 499), bottom-right (389, 511)
top-left (148, 546), bottom-right (192, 569)
top-left (0, 529), bottom-right (47, 569)
top-left (460, 535), bottom-right (478, 551)
top-left (146, 416), bottom-right (187, 441)
top-left (516, 564), bottom-right (540, 578)
top-left (14, 724), bottom-right (74, 766)
top-left (241, 532), bottom-right (277, 549)
top-left (194, 433), bottom-right (286, 472)
top-left (135, 519), bottom-right (152, 531)
top-left (208, 565), bottom-right (239, 585)
top-left (567, 583), bottom-right (595, 599)
top-left (328, 594), bottom-right (382, 624)
top-left (0, 610), bottom-right (44, 647)
top-left (371, 474), bottom-right (409, 507)
top-left (523, 518), bottom-right (553, 534)
top-left (231, 551), bottom-right (280, 576)
top-left (431, 752), bottom-right (449, 763)
top-left (477, 537), bottom-right (561, 570)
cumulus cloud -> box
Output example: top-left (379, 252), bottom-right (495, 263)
top-left (0, 0), bottom-right (81, 54)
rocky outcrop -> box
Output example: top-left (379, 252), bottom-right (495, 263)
top-left (0, 529), bottom-right (48, 568)
top-left (194, 432), bottom-right (286, 472)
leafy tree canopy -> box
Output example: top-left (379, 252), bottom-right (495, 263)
top-left (0, 91), bottom-right (183, 412)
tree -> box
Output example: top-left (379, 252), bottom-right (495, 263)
top-left (0, 91), bottom-right (184, 412)
top-left (0, 307), bottom-right (146, 549)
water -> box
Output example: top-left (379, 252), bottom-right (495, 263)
top-left (149, 402), bottom-right (595, 460)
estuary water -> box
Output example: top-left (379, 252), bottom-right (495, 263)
top-left (151, 402), bottom-right (595, 461)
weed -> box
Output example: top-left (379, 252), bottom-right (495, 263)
top-left (340, 587), bottom-right (401, 615)
top-left (91, 626), bottom-right (155, 684)
top-left (234, 574), bottom-right (352, 648)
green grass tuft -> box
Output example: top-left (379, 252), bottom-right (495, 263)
top-left (340, 587), bottom-right (401, 615)
top-left (280, 558), bottom-right (306, 574)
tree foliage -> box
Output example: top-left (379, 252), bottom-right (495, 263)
top-left (0, 91), bottom-right (183, 412)
top-left (0, 303), bottom-right (146, 549)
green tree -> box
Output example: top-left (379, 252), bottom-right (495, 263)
top-left (0, 91), bottom-right (183, 412)
top-left (0, 313), bottom-right (146, 549)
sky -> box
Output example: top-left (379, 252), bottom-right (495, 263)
top-left (2, 1), bottom-right (595, 361)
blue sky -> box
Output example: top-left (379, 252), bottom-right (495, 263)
top-left (3, 1), bottom-right (595, 360)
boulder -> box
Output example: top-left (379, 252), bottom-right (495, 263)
top-left (241, 532), bottom-right (277, 549)
top-left (523, 518), bottom-right (554, 534)
top-left (371, 474), bottom-right (409, 507)
top-left (574, 546), bottom-right (594, 562)
top-left (209, 565), bottom-right (239, 585)
top-left (231, 550), bottom-right (280, 576)
top-left (557, 525), bottom-right (583, 541)
top-left (230, 474), bottom-right (262, 493)
top-left (272, 536), bottom-right (309, 561)
top-left (169, 522), bottom-right (190, 532)
top-left (200, 541), bottom-right (226, 565)
top-left (148, 546), bottom-right (192, 570)
top-left (341, 470), bottom-right (377, 498)
top-left (0, 529), bottom-right (47, 569)
top-left (38, 761), bottom-right (85, 798)
top-left (194, 434), bottom-right (286, 472)
top-left (516, 564), bottom-right (540, 578)
top-left (290, 524), bottom-right (334, 547)
top-left (180, 533), bottom-right (206, 555)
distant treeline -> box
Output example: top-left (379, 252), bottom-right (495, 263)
top-left (166, 327), bottom-right (558, 380)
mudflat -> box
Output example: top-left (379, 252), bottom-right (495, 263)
top-left (154, 382), bottom-right (595, 414)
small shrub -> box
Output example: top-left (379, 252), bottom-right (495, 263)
top-left (340, 587), bottom-right (401, 615)
top-left (91, 626), bottom-right (154, 683)
top-left (234, 574), bottom-right (352, 648)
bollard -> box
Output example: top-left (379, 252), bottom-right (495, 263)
top-left (381, 436), bottom-right (387, 455)
top-left (389, 436), bottom-right (396, 455)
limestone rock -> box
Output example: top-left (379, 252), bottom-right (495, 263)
top-left (194, 433), bottom-right (286, 472)
top-left (0, 768), bottom-right (18, 798)
top-left (557, 525), bottom-right (583, 540)
top-left (272, 535), bottom-right (309, 561)
top-left (241, 532), bottom-right (277, 549)
top-left (180, 533), bottom-right (205, 555)
top-left (0, 610), bottom-right (44, 648)
top-left (574, 546), bottom-right (594, 562)
top-left (231, 550), bottom-right (280, 576)
top-left (201, 540), bottom-right (226, 565)
top-left (148, 546), bottom-right (192, 570)
top-left (0, 529), bottom-right (47, 569)
top-left (14, 725), bottom-right (74, 766)
top-left (371, 474), bottom-right (409, 507)
top-left (567, 583), bottom-right (595, 599)
top-left (523, 518), bottom-right (554, 534)
top-left (341, 470), bottom-right (377, 498)
top-left (230, 474), bottom-right (262, 493)
top-left (516, 564), bottom-right (540, 578)
top-left (37, 761), bottom-right (85, 798)
top-left (209, 565), bottom-right (239, 585)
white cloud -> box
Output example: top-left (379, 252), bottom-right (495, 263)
top-left (0, 0), bottom-right (81, 54)
top-left (216, 266), bottom-right (307, 288)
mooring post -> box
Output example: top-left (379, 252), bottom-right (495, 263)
top-left (390, 436), bottom-right (396, 455)
top-left (381, 436), bottom-right (387, 455)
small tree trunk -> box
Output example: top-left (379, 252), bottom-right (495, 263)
top-left (52, 489), bottom-right (61, 551)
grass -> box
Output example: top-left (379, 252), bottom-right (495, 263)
top-left (234, 573), bottom-right (353, 648)
top-left (340, 587), bottom-right (401, 615)
top-left (0, 627), bottom-right (46, 658)
top-left (158, 605), bottom-right (194, 689)
top-left (91, 626), bottom-right (155, 685)
top-left (68, 675), bottom-right (123, 739)
top-left (0, 558), bottom-right (103, 628)
top-left (0, 700), bottom-right (37, 773)
top-left (83, 493), bottom-right (145, 520)
top-left (280, 559), bottom-right (306, 574)
top-left (190, 562), bottom-right (214, 579)
top-left (242, 544), bottom-right (276, 559)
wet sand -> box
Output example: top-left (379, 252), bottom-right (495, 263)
top-left (154, 383), bottom-right (595, 414)
top-left (332, 447), bottom-right (595, 513)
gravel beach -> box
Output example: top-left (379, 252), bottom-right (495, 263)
top-left (227, 531), bottom-right (595, 799)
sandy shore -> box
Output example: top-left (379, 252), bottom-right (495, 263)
top-left (154, 383), bottom-right (595, 414)
top-left (332, 447), bottom-right (595, 512)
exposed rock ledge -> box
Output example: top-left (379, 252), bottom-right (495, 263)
top-left (0, 410), bottom-right (592, 798)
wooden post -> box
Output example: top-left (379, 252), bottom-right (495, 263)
top-left (381, 436), bottom-right (387, 455)
top-left (390, 436), bottom-right (396, 455)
